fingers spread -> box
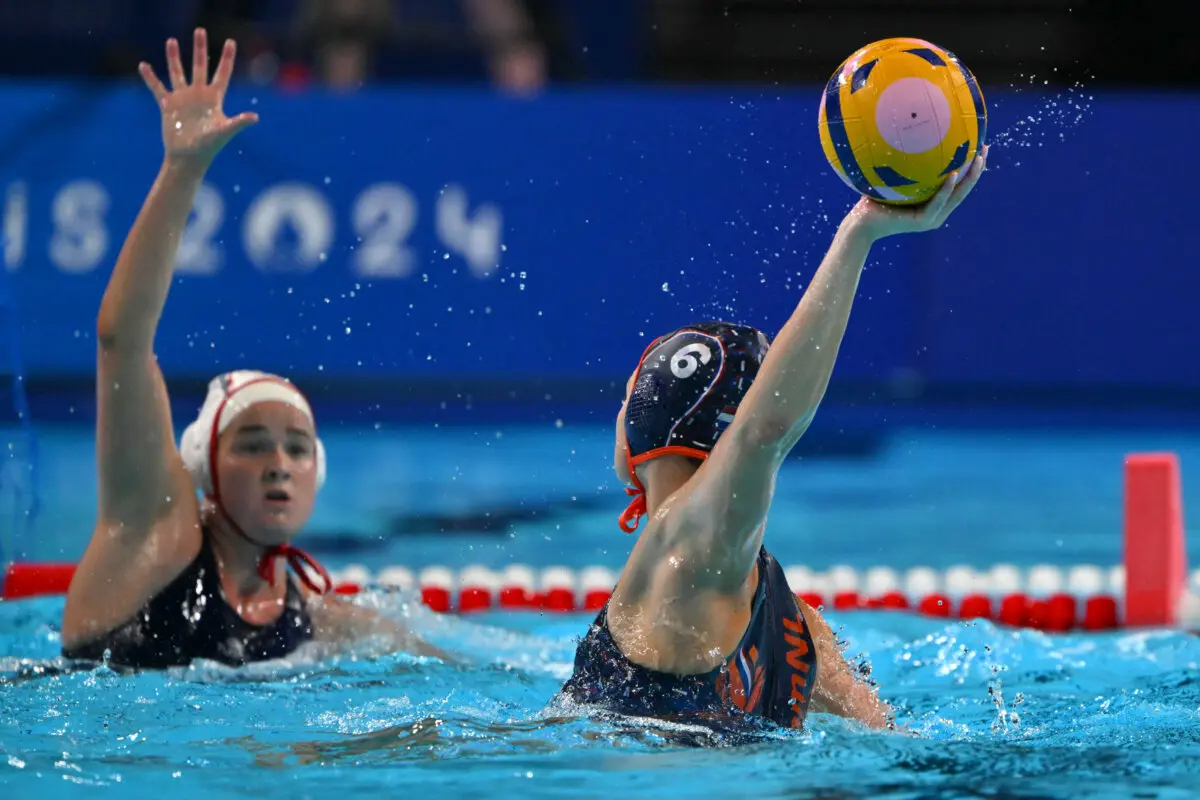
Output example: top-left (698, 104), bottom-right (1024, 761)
top-left (212, 39), bottom-right (237, 92)
top-left (192, 28), bottom-right (209, 86)
top-left (166, 38), bottom-right (187, 90)
top-left (138, 63), bottom-right (168, 105)
top-left (942, 152), bottom-right (988, 218)
top-left (919, 172), bottom-right (958, 227)
top-left (225, 111), bottom-right (260, 135)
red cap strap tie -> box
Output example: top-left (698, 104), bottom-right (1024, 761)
top-left (618, 487), bottom-right (647, 533)
top-left (258, 544), bottom-right (333, 595)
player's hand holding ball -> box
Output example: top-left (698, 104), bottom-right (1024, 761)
top-left (818, 37), bottom-right (989, 241)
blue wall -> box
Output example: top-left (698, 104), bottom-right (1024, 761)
top-left (0, 83), bottom-right (1194, 419)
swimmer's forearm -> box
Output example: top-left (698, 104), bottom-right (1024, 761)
top-left (311, 596), bottom-right (459, 663)
top-left (819, 661), bottom-right (896, 730)
top-left (97, 157), bottom-right (207, 349)
top-left (850, 688), bottom-right (895, 730)
top-left (736, 216), bottom-right (877, 449)
top-left (678, 219), bottom-right (875, 566)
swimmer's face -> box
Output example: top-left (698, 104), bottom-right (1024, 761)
top-left (214, 401), bottom-right (318, 543)
top-left (614, 370), bottom-right (637, 485)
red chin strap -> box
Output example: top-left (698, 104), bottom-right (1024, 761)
top-left (618, 445), bottom-right (710, 533)
top-left (211, 507), bottom-right (333, 596)
top-left (255, 542), bottom-right (333, 596)
top-left (618, 486), bottom-right (647, 533)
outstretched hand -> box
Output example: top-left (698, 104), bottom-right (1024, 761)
top-left (846, 145), bottom-right (989, 242)
top-left (139, 28), bottom-right (259, 167)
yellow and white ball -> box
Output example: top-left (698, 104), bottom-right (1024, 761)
top-left (818, 37), bottom-right (987, 206)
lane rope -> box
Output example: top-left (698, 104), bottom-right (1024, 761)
top-left (2, 452), bottom-right (1192, 633)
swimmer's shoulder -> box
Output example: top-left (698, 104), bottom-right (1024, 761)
top-left (794, 597), bottom-right (828, 638)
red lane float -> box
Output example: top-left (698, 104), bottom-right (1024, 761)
top-left (2, 558), bottom-right (1181, 633)
top-left (2, 562), bottom-right (74, 599)
top-left (2, 452), bottom-right (1193, 633)
top-left (1124, 453), bottom-right (1187, 626)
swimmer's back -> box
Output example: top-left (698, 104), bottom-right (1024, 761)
top-left (558, 546), bottom-right (818, 730)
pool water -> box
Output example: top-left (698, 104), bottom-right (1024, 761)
top-left (3, 422), bottom-right (1200, 798)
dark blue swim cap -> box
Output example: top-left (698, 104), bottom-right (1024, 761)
top-left (619, 321), bottom-right (770, 532)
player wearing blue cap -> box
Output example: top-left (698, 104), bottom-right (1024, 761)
top-left (558, 147), bottom-right (988, 734)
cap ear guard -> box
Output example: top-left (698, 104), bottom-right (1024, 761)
top-left (179, 371), bottom-right (326, 498)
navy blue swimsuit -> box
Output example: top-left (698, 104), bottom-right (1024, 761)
top-left (557, 547), bottom-right (819, 735)
top-left (62, 532), bottom-right (314, 670)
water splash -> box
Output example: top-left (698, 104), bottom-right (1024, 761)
top-left (988, 72), bottom-right (1096, 168)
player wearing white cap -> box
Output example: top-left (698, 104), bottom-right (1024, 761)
top-left (61, 30), bottom-right (445, 669)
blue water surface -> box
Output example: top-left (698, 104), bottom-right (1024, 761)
top-left (2, 423), bottom-right (1200, 798)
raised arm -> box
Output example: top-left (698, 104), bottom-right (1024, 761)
top-left (673, 152), bottom-right (988, 587)
top-left (63, 31), bottom-right (259, 646)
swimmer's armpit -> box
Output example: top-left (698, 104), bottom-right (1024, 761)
top-left (798, 600), bottom-right (894, 731)
top-left (306, 595), bottom-right (458, 663)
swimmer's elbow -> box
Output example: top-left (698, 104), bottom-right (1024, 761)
top-left (730, 411), bottom-right (813, 456)
top-left (96, 306), bottom-right (155, 354)
top-left (732, 414), bottom-right (789, 450)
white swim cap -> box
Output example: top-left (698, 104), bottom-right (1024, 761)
top-left (179, 370), bottom-right (326, 497)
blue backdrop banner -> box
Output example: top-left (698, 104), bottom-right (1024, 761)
top-left (0, 83), bottom-right (1192, 396)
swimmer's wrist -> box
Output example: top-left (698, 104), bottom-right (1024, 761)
top-left (160, 154), bottom-right (211, 182)
top-left (836, 212), bottom-right (886, 247)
